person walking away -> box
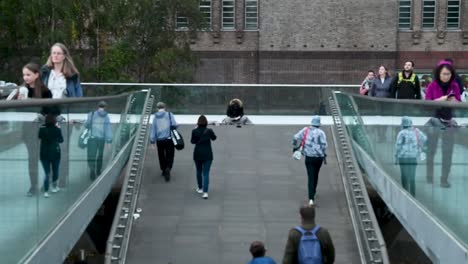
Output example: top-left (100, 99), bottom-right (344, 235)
top-left (359, 70), bottom-right (375, 96)
top-left (12, 63), bottom-right (53, 196)
top-left (424, 61), bottom-right (461, 188)
top-left (38, 115), bottom-right (64, 198)
top-left (85, 101), bottom-right (113, 180)
top-left (191, 115), bottom-right (217, 199)
top-left (395, 116), bottom-right (427, 197)
top-left (390, 61), bottom-right (421, 99)
top-left (292, 116), bottom-right (327, 206)
top-left (150, 102), bottom-right (178, 182)
top-left (282, 205), bottom-right (335, 264)
top-left (247, 241), bottom-right (277, 264)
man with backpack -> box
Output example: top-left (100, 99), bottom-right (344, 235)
top-left (390, 60), bottom-right (421, 99)
top-left (282, 205), bottom-right (335, 264)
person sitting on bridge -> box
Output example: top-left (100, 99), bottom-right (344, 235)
top-left (247, 241), bottom-right (277, 264)
top-left (221, 98), bottom-right (253, 126)
top-left (282, 204), bottom-right (335, 264)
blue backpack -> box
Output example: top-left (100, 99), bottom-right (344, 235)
top-left (295, 226), bottom-right (323, 264)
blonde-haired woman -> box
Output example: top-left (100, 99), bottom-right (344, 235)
top-left (41, 43), bottom-right (82, 98)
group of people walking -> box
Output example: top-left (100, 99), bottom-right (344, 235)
top-left (7, 42), bottom-right (113, 198)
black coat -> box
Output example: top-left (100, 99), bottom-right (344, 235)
top-left (38, 124), bottom-right (64, 160)
top-left (191, 127), bottom-right (216, 161)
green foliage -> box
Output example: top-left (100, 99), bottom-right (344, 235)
top-left (0, 0), bottom-right (203, 85)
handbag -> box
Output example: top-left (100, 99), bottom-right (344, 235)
top-left (293, 127), bottom-right (310, 160)
top-left (169, 112), bottom-right (184, 151)
top-left (78, 111), bottom-right (94, 149)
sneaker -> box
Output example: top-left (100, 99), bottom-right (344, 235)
top-left (309, 199), bottom-right (314, 206)
top-left (196, 188), bottom-right (203, 194)
top-left (44, 192), bottom-right (50, 198)
top-left (26, 188), bottom-right (36, 197)
top-left (164, 169), bottom-right (171, 182)
top-left (51, 186), bottom-right (60, 193)
top-left (202, 193), bottom-right (208, 199)
top-left (440, 181), bottom-right (451, 188)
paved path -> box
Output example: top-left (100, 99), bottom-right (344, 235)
top-left (126, 125), bottom-right (360, 264)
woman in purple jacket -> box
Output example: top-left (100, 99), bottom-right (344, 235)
top-left (425, 61), bottom-right (460, 188)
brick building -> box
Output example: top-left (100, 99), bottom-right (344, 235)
top-left (184, 0), bottom-right (468, 84)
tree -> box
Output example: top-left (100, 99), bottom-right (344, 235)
top-left (0, 0), bottom-right (203, 85)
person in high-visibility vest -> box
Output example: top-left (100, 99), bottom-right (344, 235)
top-left (390, 61), bottom-right (421, 99)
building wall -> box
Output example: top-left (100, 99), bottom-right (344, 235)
top-left (190, 0), bottom-right (468, 84)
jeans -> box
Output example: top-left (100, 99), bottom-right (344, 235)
top-left (157, 139), bottom-right (175, 172)
top-left (399, 158), bottom-right (417, 196)
top-left (195, 160), bottom-right (212, 193)
top-left (41, 159), bottom-right (60, 192)
top-left (87, 137), bottom-right (105, 180)
top-left (305, 156), bottom-right (324, 200)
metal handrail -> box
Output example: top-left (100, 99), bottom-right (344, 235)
top-left (104, 91), bottom-right (154, 264)
top-left (329, 93), bottom-right (390, 264)
top-left (82, 82), bottom-right (361, 88)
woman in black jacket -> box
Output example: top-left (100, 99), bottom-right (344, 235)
top-left (191, 115), bottom-right (217, 199)
top-left (38, 115), bottom-right (64, 197)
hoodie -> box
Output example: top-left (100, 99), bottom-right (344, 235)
top-left (85, 109), bottom-right (113, 143)
top-left (150, 111), bottom-right (178, 143)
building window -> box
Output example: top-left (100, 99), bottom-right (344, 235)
top-left (398, 1), bottom-right (412, 29)
top-left (222, 0), bottom-right (235, 30)
top-left (245, 0), bottom-right (258, 30)
top-left (447, 0), bottom-right (461, 29)
top-left (176, 15), bottom-right (189, 30)
top-left (200, 0), bottom-right (212, 30)
top-left (422, 0), bottom-right (436, 29)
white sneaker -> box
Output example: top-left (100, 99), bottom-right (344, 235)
top-left (196, 188), bottom-right (203, 194)
top-left (202, 193), bottom-right (208, 199)
top-left (44, 192), bottom-right (50, 198)
top-left (51, 186), bottom-right (60, 193)
top-left (309, 199), bottom-right (314, 205)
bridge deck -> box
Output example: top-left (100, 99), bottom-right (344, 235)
top-left (126, 125), bottom-right (360, 264)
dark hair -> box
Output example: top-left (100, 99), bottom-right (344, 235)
top-left (367, 70), bottom-right (375, 74)
top-left (405, 60), bottom-right (415, 67)
top-left (226, 99), bottom-right (244, 118)
top-left (249, 241), bottom-right (266, 258)
top-left (45, 114), bottom-right (57, 125)
top-left (444, 58), bottom-right (454, 64)
top-left (299, 205), bottom-right (316, 222)
top-left (197, 115), bottom-right (208, 127)
top-left (23, 62), bottom-right (48, 98)
top-left (434, 63), bottom-right (456, 84)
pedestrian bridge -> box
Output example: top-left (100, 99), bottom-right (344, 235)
top-left (1, 84), bottom-right (467, 263)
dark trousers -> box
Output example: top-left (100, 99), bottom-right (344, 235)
top-left (41, 159), bottom-right (60, 192)
top-left (305, 156), bottom-right (324, 200)
top-left (399, 158), bottom-right (417, 196)
top-left (195, 160), bottom-right (213, 193)
top-left (87, 137), bottom-right (105, 180)
top-left (426, 129), bottom-right (454, 183)
top-left (156, 139), bottom-right (175, 172)
top-left (23, 134), bottom-right (39, 191)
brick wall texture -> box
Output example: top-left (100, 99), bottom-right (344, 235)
top-left (190, 0), bottom-right (468, 84)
